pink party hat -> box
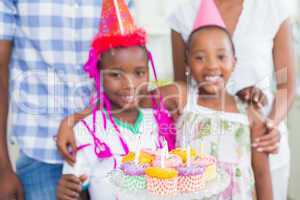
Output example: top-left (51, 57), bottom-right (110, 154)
top-left (193, 0), bottom-right (226, 29)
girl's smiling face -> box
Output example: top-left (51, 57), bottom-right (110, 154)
top-left (187, 27), bottom-right (236, 95)
top-left (100, 46), bottom-right (149, 111)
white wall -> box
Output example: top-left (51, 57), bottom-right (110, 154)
top-left (132, 0), bottom-right (189, 81)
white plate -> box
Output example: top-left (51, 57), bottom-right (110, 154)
top-left (108, 169), bottom-right (230, 200)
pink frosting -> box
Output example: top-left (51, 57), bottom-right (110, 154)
top-left (121, 163), bottom-right (149, 176)
top-left (152, 154), bottom-right (183, 168)
top-left (140, 149), bottom-right (159, 157)
top-left (193, 156), bottom-right (216, 167)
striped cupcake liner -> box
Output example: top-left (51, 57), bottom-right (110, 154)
top-left (123, 175), bottom-right (147, 192)
top-left (146, 176), bottom-right (178, 196)
top-left (177, 175), bottom-right (205, 193)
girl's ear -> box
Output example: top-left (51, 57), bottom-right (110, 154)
top-left (185, 66), bottom-right (191, 77)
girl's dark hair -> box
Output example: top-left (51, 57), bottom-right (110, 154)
top-left (186, 25), bottom-right (236, 56)
top-left (97, 46), bottom-right (148, 69)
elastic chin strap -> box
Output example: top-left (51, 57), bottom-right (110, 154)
top-left (146, 48), bottom-right (158, 81)
top-left (103, 93), bottom-right (129, 155)
top-left (146, 47), bottom-right (176, 151)
top-left (95, 68), bottom-right (129, 155)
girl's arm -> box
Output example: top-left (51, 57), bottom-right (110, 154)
top-left (58, 125), bottom-right (92, 200)
top-left (171, 30), bottom-right (187, 82)
top-left (56, 174), bottom-right (85, 200)
top-left (140, 81), bottom-right (188, 120)
top-left (57, 80), bottom-right (188, 164)
top-left (248, 106), bottom-right (273, 200)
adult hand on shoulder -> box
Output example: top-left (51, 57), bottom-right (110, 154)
top-left (252, 119), bottom-right (280, 154)
top-left (56, 116), bottom-right (77, 166)
top-left (237, 86), bottom-right (268, 109)
top-left (56, 107), bottom-right (93, 165)
top-left (0, 169), bottom-right (24, 200)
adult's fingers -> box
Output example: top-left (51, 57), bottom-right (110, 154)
top-left (253, 89), bottom-right (264, 108)
top-left (255, 129), bottom-right (280, 143)
top-left (256, 144), bottom-right (279, 154)
top-left (265, 119), bottom-right (278, 131)
top-left (258, 91), bottom-right (268, 107)
top-left (251, 87), bottom-right (260, 103)
top-left (237, 87), bottom-right (251, 102)
top-left (70, 137), bottom-right (77, 163)
top-left (253, 137), bottom-right (278, 149)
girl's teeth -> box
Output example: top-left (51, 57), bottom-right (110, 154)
top-left (205, 76), bottom-right (221, 82)
top-left (125, 96), bottom-right (134, 101)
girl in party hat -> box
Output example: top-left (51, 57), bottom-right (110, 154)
top-left (107, 0), bottom-right (272, 198)
top-left (169, 0), bottom-right (296, 198)
top-left (56, 0), bottom-right (176, 199)
top-left (162, 0), bottom-right (272, 199)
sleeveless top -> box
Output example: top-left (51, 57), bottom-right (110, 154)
top-left (176, 85), bottom-right (255, 200)
top-left (168, 0), bottom-right (291, 169)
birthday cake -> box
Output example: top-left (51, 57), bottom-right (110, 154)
top-left (116, 147), bottom-right (219, 196)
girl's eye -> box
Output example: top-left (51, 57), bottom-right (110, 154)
top-left (195, 55), bottom-right (204, 62)
top-left (136, 70), bottom-right (146, 77)
top-left (135, 70), bottom-right (146, 77)
top-left (218, 54), bottom-right (227, 61)
top-left (108, 71), bottom-right (122, 78)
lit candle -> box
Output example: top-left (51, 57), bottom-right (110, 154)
top-left (135, 136), bottom-right (141, 165)
top-left (186, 145), bottom-right (191, 167)
top-left (160, 148), bottom-right (165, 168)
top-left (135, 150), bottom-right (140, 165)
top-left (200, 143), bottom-right (204, 159)
top-left (151, 131), bottom-right (157, 150)
top-left (163, 139), bottom-right (169, 159)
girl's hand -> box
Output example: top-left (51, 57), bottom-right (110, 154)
top-left (56, 174), bottom-right (85, 200)
top-left (56, 107), bottom-right (93, 165)
top-left (252, 120), bottom-right (280, 154)
top-left (56, 116), bottom-right (77, 166)
top-left (237, 86), bottom-right (268, 109)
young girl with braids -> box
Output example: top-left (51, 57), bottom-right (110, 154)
top-left (56, 0), bottom-right (175, 199)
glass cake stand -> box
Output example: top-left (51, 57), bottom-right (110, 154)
top-left (108, 168), bottom-right (230, 200)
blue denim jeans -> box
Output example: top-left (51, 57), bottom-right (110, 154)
top-left (16, 152), bottom-right (63, 200)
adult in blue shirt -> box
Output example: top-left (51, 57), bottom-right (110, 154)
top-left (0, 1), bottom-right (132, 199)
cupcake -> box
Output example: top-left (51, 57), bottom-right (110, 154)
top-left (177, 165), bottom-right (206, 193)
top-left (169, 148), bottom-right (197, 163)
top-left (145, 167), bottom-right (178, 196)
top-left (152, 154), bottom-right (182, 168)
top-left (120, 162), bottom-right (149, 191)
top-left (122, 150), bottom-right (155, 165)
top-left (120, 151), bottom-right (154, 192)
top-left (193, 155), bottom-right (217, 181)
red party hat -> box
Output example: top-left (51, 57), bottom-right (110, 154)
top-left (92, 0), bottom-right (146, 55)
